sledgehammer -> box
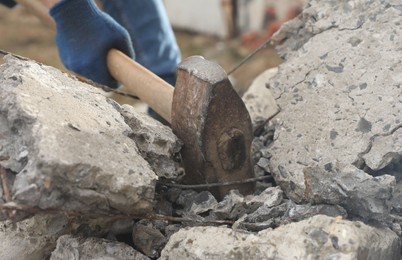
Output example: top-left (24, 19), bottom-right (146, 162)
top-left (15, 0), bottom-right (255, 199)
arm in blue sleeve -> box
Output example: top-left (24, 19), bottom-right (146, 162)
top-left (0, 0), bottom-right (16, 8)
top-left (99, 0), bottom-right (181, 86)
top-left (50, 0), bottom-right (135, 88)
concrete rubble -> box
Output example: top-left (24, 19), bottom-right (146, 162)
top-left (50, 235), bottom-right (149, 260)
top-left (266, 0), bottom-right (402, 222)
top-left (161, 215), bottom-right (400, 259)
top-left (0, 55), bottom-right (183, 217)
top-left (0, 214), bottom-right (69, 259)
top-left (1, 0), bottom-right (402, 258)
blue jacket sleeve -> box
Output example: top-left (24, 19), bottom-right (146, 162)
top-left (50, 0), bottom-right (135, 88)
top-left (99, 0), bottom-right (181, 86)
top-left (0, 0), bottom-right (16, 8)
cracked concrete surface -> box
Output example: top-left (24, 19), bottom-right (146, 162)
top-left (0, 55), bottom-right (167, 216)
top-left (161, 215), bottom-right (400, 260)
top-left (267, 0), bottom-right (402, 220)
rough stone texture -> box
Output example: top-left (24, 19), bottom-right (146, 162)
top-left (0, 214), bottom-right (69, 259)
top-left (50, 235), bottom-right (149, 260)
top-left (244, 186), bottom-right (283, 213)
top-left (120, 105), bottom-right (183, 180)
top-left (0, 55), bottom-right (157, 215)
top-left (132, 221), bottom-right (167, 258)
top-left (161, 215), bottom-right (401, 259)
top-left (304, 164), bottom-right (394, 222)
top-left (242, 67), bottom-right (279, 129)
top-left (234, 198), bottom-right (348, 232)
top-left (267, 0), bottom-right (402, 221)
top-left (212, 189), bottom-right (247, 220)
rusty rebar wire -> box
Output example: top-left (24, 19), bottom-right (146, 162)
top-left (0, 202), bottom-right (234, 225)
top-left (227, 38), bottom-right (275, 76)
top-left (159, 175), bottom-right (273, 189)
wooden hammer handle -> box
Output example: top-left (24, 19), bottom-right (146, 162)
top-left (14, 0), bottom-right (174, 123)
top-left (107, 49), bottom-right (173, 122)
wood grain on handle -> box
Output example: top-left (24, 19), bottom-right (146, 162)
top-left (107, 49), bottom-right (174, 123)
top-left (14, 0), bottom-right (174, 123)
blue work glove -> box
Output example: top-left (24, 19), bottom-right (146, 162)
top-left (50, 0), bottom-right (135, 88)
top-left (0, 0), bottom-right (16, 8)
top-left (99, 0), bottom-right (180, 86)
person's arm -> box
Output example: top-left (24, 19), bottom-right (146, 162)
top-left (0, 0), bottom-right (16, 8)
top-left (0, 0), bottom-right (60, 8)
top-left (49, 0), bottom-right (135, 88)
top-left (99, 0), bottom-right (180, 86)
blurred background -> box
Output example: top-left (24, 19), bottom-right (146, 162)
top-left (0, 0), bottom-right (304, 104)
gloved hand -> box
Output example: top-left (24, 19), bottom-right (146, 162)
top-left (0, 0), bottom-right (16, 8)
top-left (50, 0), bottom-right (135, 88)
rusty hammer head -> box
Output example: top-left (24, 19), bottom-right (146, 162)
top-left (171, 56), bottom-right (255, 199)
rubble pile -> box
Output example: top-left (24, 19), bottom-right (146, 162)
top-left (1, 0), bottom-right (402, 259)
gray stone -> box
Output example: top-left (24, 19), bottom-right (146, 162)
top-left (235, 198), bottom-right (347, 232)
top-left (256, 157), bottom-right (270, 172)
top-left (242, 68), bottom-right (279, 130)
top-left (285, 201), bottom-right (348, 222)
top-left (244, 186), bottom-right (283, 213)
top-left (119, 105), bottom-right (183, 180)
top-left (161, 215), bottom-right (401, 260)
top-left (0, 214), bottom-right (69, 260)
top-left (132, 221), bottom-right (167, 258)
top-left (234, 203), bottom-right (287, 232)
top-left (50, 235), bottom-right (149, 260)
top-left (213, 190), bottom-right (247, 220)
top-left (175, 190), bottom-right (198, 209)
top-left (187, 191), bottom-right (218, 215)
top-left (0, 55), bottom-right (157, 215)
top-left (304, 165), bottom-right (394, 222)
top-left (361, 128), bottom-right (402, 171)
top-left (265, 0), bottom-right (402, 222)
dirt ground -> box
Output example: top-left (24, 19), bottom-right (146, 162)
top-left (0, 5), bottom-right (282, 106)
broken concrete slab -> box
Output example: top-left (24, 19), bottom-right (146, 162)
top-left (0, 214), bottom-right (69, 259)
top-left (50, 235), bottom-right (149, 260)
top-left (304, 164), bottom-right (394, 223)
top-left (0, 55), bottom-right (157, 215)
top-left (119, 105), bottom-right (183, 180)
top-left (265, 0), bottom-right (402, 221)
top-left (242, 67), bottom-right (279, 130)
top-left (161, 215), bottom-right (401, 259)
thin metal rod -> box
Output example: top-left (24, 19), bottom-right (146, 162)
top-left (227, 38), bottom-right (274, 75)
top-left (160, 175), bottom-right (273, 189)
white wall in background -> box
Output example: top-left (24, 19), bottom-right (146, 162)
top-left (164, 0), bottom-right (230, 38)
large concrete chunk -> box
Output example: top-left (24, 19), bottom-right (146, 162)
top-left (119, 105), bottom-right (182, 180)
top-left (0, 55), bottom-right (157, 215)
top-left (267, 0), bottom-right (402, 219)
top-left (50, 235), bottom-right (149, 260)
top-left (0, 214), bottom-right (69, 259)
top-left (161, 215), bottom-right (400, 259)
top-left (242, 67), bottom-right (279, 129)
